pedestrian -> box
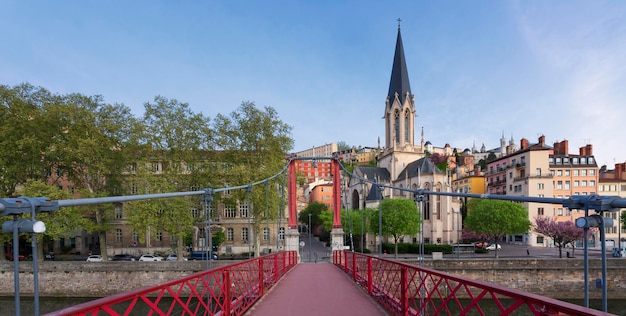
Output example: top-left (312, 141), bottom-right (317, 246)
top-left (526, 249), bottom-right (530, 256)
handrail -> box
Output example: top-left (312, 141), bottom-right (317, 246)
top-left (44, 251), bottom-right (298, 316)
top-left (333, 251), bottom-right (615, 316)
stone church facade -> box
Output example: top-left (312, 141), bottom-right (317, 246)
top-left (346, 24), bottom-right (462, 250)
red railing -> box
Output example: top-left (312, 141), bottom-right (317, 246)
top-left (45, 251), bottom-right (298, 316)
top-left (333, 251), bottom-right (614, 316)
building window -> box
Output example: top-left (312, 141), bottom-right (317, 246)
top-left (581, 170), bottom-right (587, 176)
top-left (130, 183), bottom-right (138, 195)
top-left (132, 232), bottom-right (139, 243)
top-left (242, 228), bottom-right (248, 243)
top-left (557, 170), bottom-right (562, 176)
top-left (574, 170), bottom-right (579, 176)
top-left (239, 203), bottom-right (248, 217)
top-left (191, 208), bottom-right (200, 218)
top-left (116, 229), bottom-right (122, 242)
top-left (536, 236), bottom-right (544, 244)
top-left (572, 158), bottom-right (579, 165)
top-left (537, 183), bottom-right (544, 190)
top-left (227, 228), bottom-right (234, 241)
top-left (156, 232), bottom-right (162, 241)
top-left (279, 227), bottom-right (285, 240)
top-left (115, 205), bottom-right (123, 219)
top-left (582, 180), bottom-right (588, 187)
top-left (565, 181), bottom-right (570, 189)
top-left (263, 228), bottom-right (270, 241)
top-left (224, 204), bottom-right (236, 218)
top-left (557, 208), bottom-right (563, 216)
top-left (590, 180), bottom-right (595, 187)
top-left (537, 168), bottom-right (542, 176)
top-left (565, 170), bottom-right (570, 176)
top-left (538, 207), bottom-right (544, 216)
top-left (550, 170), bottom-right (555, 176)
top-left (557, 181), bottom-right (562, 190)
top-left (581, 157), bottom-right (587, 164)
top-left (574, 181), bottom-right (580, 187)
top-left (590, 169), bottom-right (596, 176)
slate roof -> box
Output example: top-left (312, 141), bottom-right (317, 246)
top-left (395, 157), bottom-right (443, 182)
top-left (387, 27), bottom-right (411, 107)
top-left (354, 166), bottom-right (391, 183)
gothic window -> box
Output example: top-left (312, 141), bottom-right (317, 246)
top-left (436, 184), bottom-right (441, 220)
top-left (404, 110), bottom-right (410, 143)
top-left (394, 109), bottom-right (400, 144)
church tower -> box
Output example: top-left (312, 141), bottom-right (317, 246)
top-left (383, 21), bottom-right (416, 150)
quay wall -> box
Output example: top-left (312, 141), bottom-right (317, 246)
top-left (1, 259), bottom-right (625, 299)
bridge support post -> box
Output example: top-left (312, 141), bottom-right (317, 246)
top-left (331, 228), bottom-right (345, 252)
top-left (284, 228), bottom-right (301, 261)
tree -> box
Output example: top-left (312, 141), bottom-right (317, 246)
top-left (336, 141), bottom-right (351, 151)
top-left (18, 180), bottom-right (92, 261)
top-left (533, 216), bottom-right (591, 258)
top-left (299, 202), bottom-right (328, 233)
top-left (212, 102), bottom-right (293, 257)
top-left (464, 199), bottom-right (531, 258)
top-left (320, 208), bottom-right (371, 251)
top-left (369, 198), bottom-right (420, 258)
top-left (135, 96), bottom-right (213, 258)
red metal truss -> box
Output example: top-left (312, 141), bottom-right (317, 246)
top-left (44, 251), bottom-right (297, 316)
top-left (333, 251), bottom-right (613, 316)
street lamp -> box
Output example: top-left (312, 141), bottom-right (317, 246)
top-left (308, 213), bottom-right (312, 262)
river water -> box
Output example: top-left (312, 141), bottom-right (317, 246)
top-left (1, 297), bottom-right (625, 315)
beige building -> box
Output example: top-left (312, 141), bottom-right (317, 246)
top-left (486, 136), bottom-right (600, 247)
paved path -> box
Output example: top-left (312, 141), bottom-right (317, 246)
top-left (245, 263), bottom-right (389, 316)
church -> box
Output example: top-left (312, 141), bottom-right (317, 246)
top-left (346, 23), bottom-right (462, 248)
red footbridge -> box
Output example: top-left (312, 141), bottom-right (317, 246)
top-left (44, 251), bottom-right (613, 316)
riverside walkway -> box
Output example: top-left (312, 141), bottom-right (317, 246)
top-left (245, 263), bottom-right (389, 316)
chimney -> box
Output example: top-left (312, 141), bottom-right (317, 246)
top-left (538, 135), bottom-right (545, 146)
top-left (520, 138), bottom-right (529, 150)
top-left (586, 144), bottom-right (593, 156)
top-left (553, 140), bottom-right (569, 155)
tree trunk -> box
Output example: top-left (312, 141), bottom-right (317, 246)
top-left (99, 231), bottom-right (108, 261)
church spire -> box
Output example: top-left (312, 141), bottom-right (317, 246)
top-left (387, 19), bottom-right (411, 108)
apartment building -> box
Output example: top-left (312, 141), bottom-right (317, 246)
top-left (599, 162), bottom-right (626, 248)
top-left (486, 136), bottom-right (600, 247)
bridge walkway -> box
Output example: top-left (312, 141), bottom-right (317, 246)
top-left (245, 262), bottom-right (389, 316)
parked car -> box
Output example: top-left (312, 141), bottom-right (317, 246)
top-left (486, 244), bottom-right (502, 251)
top-left (111, 254), bottom-right (137, 261)
top-left (5, 253), bottom-right (27, 261)
top-left (471, 241), bottom-right (489, 248)
top-left (86, 255), bottom-right (103, 262)
top-left (166, 254), bottom-right (187, 261)
top-left (189, 251), bottom-right (219, 261)
top-left (139, 254), bottom-right (164, 262)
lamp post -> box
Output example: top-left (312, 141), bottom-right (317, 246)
top-left (308, 213), bottom-right (312, 262)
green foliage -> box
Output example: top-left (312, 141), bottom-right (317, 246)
top-left (212, 230), bottom-right (226, 247)
top-left (370, 198), bottom-right (421, 257)
top-left (465, 199), bottom-right (531, 257)
top-left (299, 201), bottom-right (328, 229)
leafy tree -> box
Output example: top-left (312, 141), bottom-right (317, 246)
top-left (464, 199), bottom-right (531, 258)
top-left (533, 216), bottom-right (591, 258)
top-left (17, 180), bottom-right (92, 261)
top-left (134, 96), bottom-right (213, 258)
top-left (0, 84), bottom-right (61, 196)
top-left (299, 202), bottom-right (328, 233)
top-left (369, 198), bottom-right (420, 258)
top-left (336, 141), bottom-right (351, 151)
top-left (212, 102), bottom-right (293, 257)
top-left (320, 208), bottom-right (371, 251)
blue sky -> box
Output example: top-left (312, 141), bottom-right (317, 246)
top-left (2, 1), bottom-right (626, 167)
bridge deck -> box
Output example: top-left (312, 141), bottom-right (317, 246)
top-left (245, 262), bottom-right (388, 316)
